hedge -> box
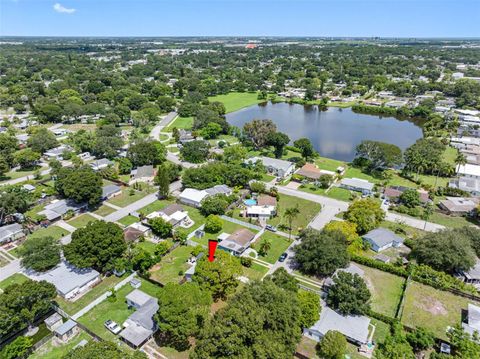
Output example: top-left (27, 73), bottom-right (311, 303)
top-left (351, 254), bottom-right (408, 277)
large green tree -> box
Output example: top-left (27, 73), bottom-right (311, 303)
top-left (355, 140), bottom-right (403, 170)
top-left (127, 139), bottom-right (166, 167)
top-left (155, 282), bottom-right (212, 350)
top-left (27, 127), bottom-right (58, 154)
top-left (298, 290), bottom-right (321, 328)
top-left (294, 138), bottom-right (315, 160)
top-left (191, 280), bottom-right (302, 358)
top-left (193, 250), bottom-right (242, 301)
top-left (343, 198), bottom-right (385, 234)
top-left (267, 132), bottom-right (290, 158)
top-left (64, 221), bottom-right (126, 272)
top-left (55, 166), bottom-right (102, 205)
top-left (317, 330), bottom-right (347, 359)
top-left (180, 140), bottom-right (210, 163)
top-left (243, 119), bottom-right (277, 149)
top-left (19, 236), bottom-right (61, 272)
top-left (294, 228), bottom-right (349, 277)
top-left (326, 271), bottom-right (371, 315)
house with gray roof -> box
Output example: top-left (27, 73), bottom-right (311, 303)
top-left (304, 304), bottom-right (371, 345)
top-left (44, 145), bottom-right (71, 160)
top-left (340, 178), bottom-right (374, 195)
top-left (449, 177), bottom-right (480, 196)
top-left (458, 259), bottom-right (480, 290)
top-left (38, 199), bottom-right (87, 222)
top-left (120, 289), bottom-right (159, 349)
top-left (246, 156), bottom-right (295, 178)
top-left (54, 319), bottom-right (79, 342)
top-left (439, 197), bottom-right (479, 216)
top-left (90, 158), bottom-right (114, 171)
top-left (0, 223), bottom-right (25, 244)
top-left (363, 228), bottom-right (404, 252)
top-left (27, 260), bottom-right (100, 300)
top-left (101, 184), bottom-right (122, 200)
top-left (129, 165), bottom-right (155, 185)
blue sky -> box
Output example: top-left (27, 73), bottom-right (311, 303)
top-left (0, 0), bottom-right (478, 37)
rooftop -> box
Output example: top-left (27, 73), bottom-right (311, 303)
top-left (364, 228), bottom-right (403, 248)
top-left (248, 156), bottom-right (294, 172)
top-left (55, 319), bottom-right (77, 336)
top-left (340, 177), bottom-right (374, 191)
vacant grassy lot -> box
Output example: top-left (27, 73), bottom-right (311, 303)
top-left (27, 225), bottom-right (68, 241)
top-left (358, 264), bottom-right (405, 317)
top-left (30, 331), bottom-right (91, 359)
top-left (242, 262), bottom-right (269, 281)
top-left (0, 273), bottom-right (29, 291)
top-left (67, 214), bottom-right (97, 228)
top-left (138, 199), bottom-right (174, 215)
top-left (315, 156), bottom-right (345, 172)
top-left (93, 205), bottom-right (116, 217)
top-left (107, 187), bottom-right (154, 208)
top-left (165, 116), bottom-right (193, 131)
top-left (77, 278), bottom-right (161, 341)
top-left (56, 274), bottom-right (128, 315)
top-left (267, 194), bottom-right (322, 234)
top-left (256, 231), bottom-right (292, 264)
top-left (149, 245), bottom-right (192, 285)
top-left (117, 215), bottom-right (139, 227)
top-left (208, 92), bottom-right (262, 113)
top-left (401, 281), bottom-right (476, 340)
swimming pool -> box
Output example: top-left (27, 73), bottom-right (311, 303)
top-left (244, 199), bottom-right (257, 206)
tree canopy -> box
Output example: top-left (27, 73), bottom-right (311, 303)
top-left (355, 140), bottom-right (403, 169)
top-left (19, 236), bottom-right (61, 272)
top-left (326, 271), bottom-right (371, 315)
top-left (343, 198), bottom-right (385, 234)
top-left (55, 165), bottom-right (103, 205)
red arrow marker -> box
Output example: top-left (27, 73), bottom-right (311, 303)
top-left (208, 240), bottom-right (218, 262)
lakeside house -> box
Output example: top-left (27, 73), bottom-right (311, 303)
top-left (339, 178), bottom-right (374, 195)
top-left (218, 228), bottom-right (256, 256)
top-left (246, 156), bottom-right (295, 179)
top-left (27, 260), bottom-right (100, 300)
top-left (439, 197), bottom-right (479, 216)
top-left (0, 223), bottom-right (26, 244)
top-left (120, 289), bottom-right (159, 349)
top-left (363, 228), bottom-right (404, 252)
top-left (383, 186), bottom-right (429, 204)
top-left (295, 163), bottom-right (335, 181)
top-left (179, 185), bottom-right (232, 208)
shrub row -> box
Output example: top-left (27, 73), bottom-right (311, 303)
top-left (351, 254), bottom-right (408, 277)
top-left (411, 265), bottom-right (478, 295)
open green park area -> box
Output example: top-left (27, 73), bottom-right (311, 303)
top-left (208, 92), bottom-right (262, 113)
top-left (77, 278), bottom-right (161, 342)
top-left (107, 186), bottom-right (155, 208)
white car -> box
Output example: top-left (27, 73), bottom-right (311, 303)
top-left (104, 320), bottom-right (122, 335)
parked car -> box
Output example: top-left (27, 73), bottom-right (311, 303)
top-left (279, 252), bottom-right (288, 262)
top-left (265, 224), bottom-right (277, 232)
top-left (104, 320), bottom-right (122, 334)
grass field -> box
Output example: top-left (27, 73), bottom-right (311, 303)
top-left (117, 215), bottom-right (139, 227)
top-left (242, 262), bottom-right (269, 281)
top-left (27, 225), bottom-right (68, 241)
top-left (107, 187), bottom-right (154, 207)
top-left (358, 264), bottom-right (406, 317)
top-left (67, 214), bottom-right (97, 228)
top-left (208, 92), bottom-right (262, 113)
top-left (138, 199), bottom-right (173, 216)
top-left (93, 205), bottom-right (116, 217)
top-left (165, 116), bottom-right (193, 131)
top-left (30, 331), bottom-right (91, 359)
top-left (267, 194), bottom-right (322, 234)
top-left (56, 274), bottom-right (128, 315)
top-left (401, 281), bottom-right (476, 340)
top-left (77, 278), bottom-right (161, 341)
top-left (0, 273), bottom-right (29, 291)
top-left (149, 245), bottom-right (192, 285)
top-left (256, 231), bottom-right (292, 264)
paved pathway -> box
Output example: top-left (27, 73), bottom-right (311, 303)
top-left (71, 272), bottom-right (136, 320)
top-left (56, 220), bottom-right (76, 233)
top-left (0, 258), bottom-right (21, 282)
top-left (386, 212), bottom-right (445, 232)
top-left (149, 111), bottom-right (177, 140)
top-left (103, 202), bottom-right (122, 210)
top-left (166, 152), bottom-right (199, 169)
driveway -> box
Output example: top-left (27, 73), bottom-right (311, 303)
top-left (150, 111), bottom-right (177, 140)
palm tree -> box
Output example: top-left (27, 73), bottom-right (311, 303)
top-left (259, 238), bottom-right (272, 256)
top-left (284, 205), bottom-right (300, 239)
top-left (455, 151), bottom-right (467, 173)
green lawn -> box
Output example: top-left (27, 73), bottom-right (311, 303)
top-left (117, 215), bottom-right (139, 227)
top-left (184, 207), bottom-right (207, 229)
top-left (107, 188), bottom-right (154, 208)
top-left (315, 156), bottom-right (345, 172)
top-left (256, 231), bottom-right (292, 264)
top-left (358, 264), bottom-right (406, 317)
top-left (149, 245), bottom-right (193, 285)
top-left (0, 273), bottom-right (29, 291)
top-left (67, 214), bottom-right (97, 229)
top-left (27, 225), bottom-right (68, 241)
top-left (0, 166), bottom-right (40, 182)
top-left (56, 273), bottom-right (129, 315)
top-left (325, 187), bottom-right (352, 201)
top-left (242, 262), bottom-right (269, 281)
top-left (401, 281), bottom-right (477, 340)
top-left (137, 240), bottom-right (158, 255)
top-left (428, 211), bottom-right (477, 228)
top-left (208, 92), bottom-right (262, 113)
top-left (267, 194), bottom-right (322, 234)
top-left (165, 116), bottom-right (193, 131)
top-left (138, 199), bottom-right (174, 216)
top-left (93, 205), bottom-right (116, 217)
top-left (192, 218), bottom-right (258, 247)
top-left (30, 331), bottom-right (91, 359)
top-left (77, 278), bottom-right (162, 341)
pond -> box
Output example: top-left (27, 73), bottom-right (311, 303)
top-left (226, 103), bottom-right (423, 162)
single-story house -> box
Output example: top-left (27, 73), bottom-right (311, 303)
top-left (324, 263), bottom-right (365, 289)
top-left (218, 228), bottom-right (256, 256)
top-left (246, 156), bottom-right (295, 178)
top-left (179, 185), bottom-right (232, 208)
top-left (178, 129), bottom-right (195, 144)
top-left (27, 260), bottom-right (100, 300)
top-left (363, 228), bottom-right (404, 252)
top-left (38, 199), bottom-right (88, 222)
top-left (50, 128), bottom-right (69, 137)
top-left (0, 223), bottom-right (26, 244)
top-left (449, 177), bottom-right (480, 196)
top-left (462, 303), bottom-right (480, 337)
top-left (15, 133), bottom-right (29, 144)
top-left (456, 163), bottom-right (480, 180)
top-left (102, 184), bottom-right (122, 201)
top-left (303, 305), bottom-right (371, 345)
top-left (245, 194), bottom-right (278, 219)
top-left (54, 319), bottom-right (79, 342)
top-left (295, 163), bottom-right (335, 181)
top-left (439, 197), bottom-right (479, 216)
top-left (45, 313), bottom-right (63, 332)
top-left (124, 223), bottom-right (151, 242)
top-left (339, 178), bottom-right (374, 195)
top-left (130, 165), bottom-right (155, 185)
top-left (90, 158), bottom-right (114, 172)
top-left (120, 289), bottom-right (159, 349)
top-left (383, 186), bottom-right (429, 204)
top-left (44, 145), bottom-right (71, 161)
top-left (457, 259), bottom-right (480, 290)
top-left (22, 184), bottom-right (36, 192)
top-left (146, 204), bottom-right (191, 228)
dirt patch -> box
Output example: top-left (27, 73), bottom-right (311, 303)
top-left (416, 298), bottom-right (448, 316)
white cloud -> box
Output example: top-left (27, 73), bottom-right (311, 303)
top-left (53, 3), bottom-right (76, 14)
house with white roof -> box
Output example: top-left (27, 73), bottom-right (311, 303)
top-left (44, 145), bottom-right (71, 161)
top-left (449, 177), bottom-right (480, 196)
top-left (339, 178), bottom-right (374, 195)
top-left (145, 203), bottom-right (192, 228)
top-left (304, 304), bottom-right (372, 346)
top-left (456, 164), bottom-right (480, 180)
top-left (462, 303), bottom-right (480, 337)
top-left (246, 156), bottom-right (295, 178)
top-left (27, 261), bottom-right (100, 300)
top-left (90, 158), bottom-right (114, 172)
top-left (179, 185), bottom-right (232, 208)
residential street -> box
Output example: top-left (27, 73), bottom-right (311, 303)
top-left (149, 111), bottom-right (177, 140)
